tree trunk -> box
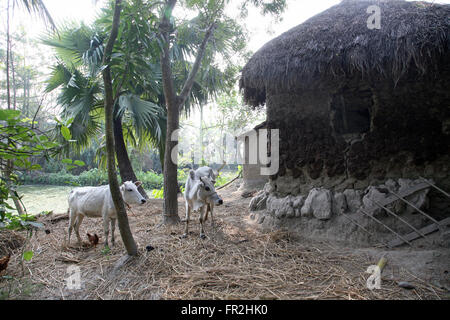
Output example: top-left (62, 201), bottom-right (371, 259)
top-left (159, 0), bottom-right (215, 224)
top-left (102, 0), bottom-right (137, 256)
top-left (162, 99), bottom-right (181, 224)
top-left (160, 0), bottom-right (180, 224)
top-left (113, 115), bottom-right (148, 199)
top-left (4, 0), bottom-right (24, 216)
top-left (5, 160), bottom-right (25, 215)
top-left (11, 51), bottom-right (17, 110)
top-left (200, 103), bottom-right (204, 165)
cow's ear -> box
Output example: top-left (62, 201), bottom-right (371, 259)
top-left (134, 181), bottom-right (142, 187)
top-left (189, 170), bottom-right (195, 180)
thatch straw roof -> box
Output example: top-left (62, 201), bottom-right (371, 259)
top-left (240, 0), bottom-right (450, 107)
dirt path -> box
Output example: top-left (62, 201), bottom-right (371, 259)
top-left (0, 182), bottom-right (448, 300)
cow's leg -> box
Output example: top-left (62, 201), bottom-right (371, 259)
top-left (203, 204), bottom-right (214, 228)
top-left (199, 206), bottom-right (206, 239)
top-left (182, 204), bottom-right (191, 238)
top-left (74, 214), bottom-right (84, 245)
top-left (210, 204), bottom-right (215, 228)
top-left (204, 204), bottom-right (209, 222)
top-left (103, 216), bottom-right (110, 248)
top-left (110, 218), bottom-right (116, 246)
top-left (67, 209), bottom-right (77, 245)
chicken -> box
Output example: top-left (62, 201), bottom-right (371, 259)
top-left (86, 233), bottom-right (99, 247)
top-left (0, 254), bottom-right (11, 273)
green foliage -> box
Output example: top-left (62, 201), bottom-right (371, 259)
top-left (22, 251), bottom-right (34, 261)
top-left (19, 168), bottom-right (182, 191)
top-left (0, 109), bottom-right (58, 229)
top-left (101, 245), bottom-right (111, 255)
top-left (20, 168), bottom-right (106, 186)
top-left (135, 170), bottom-right (164, 190)
top-left (60, 125), bottom-right (72, 141)
top-left (151, 187), bottom-right (164, 199)
top-left (43, 7), bottom-right (167, 164)
top-left (215, 168), bottom-right (240, 187)
top-left (0, 210), bottom-right (43, 230)
top-left (177, 168), bottom-right (189, 184)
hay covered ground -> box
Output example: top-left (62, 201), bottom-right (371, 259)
top-left (0, 182), bottom-right (447, 300)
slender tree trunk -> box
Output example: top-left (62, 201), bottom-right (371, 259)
top-left (162, 98), bottom-right (181, 224)
top-left (200, 103), bottom-right (204, 165)
top-left (113, 115), bottom-right (148, 199)
top-left (102, 0), bottom-right (137, 256)
top-left (160, 0), bottom-right (180, 224)
top-left (160, 0), bottom-right (215, 224)
top-left (4, 0), bottom-right (25, 215)
top-left (6, 0), bottom-right (11, 111)
top-left (11, 51), bottom-right (17, 110)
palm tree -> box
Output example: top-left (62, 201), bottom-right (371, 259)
top-left (15, 0), bottom-right (57, 32)
top-left (43, 26), bottom-right (166, 198)
top-left (43, 4), bottom-right (230, 196)
top-left (43, 2), bottom-right (232, 198)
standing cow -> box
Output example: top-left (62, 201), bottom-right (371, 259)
top-left (67, 181), bottom-right (146, 247)
top-left (183, 168), bottom-right (223, 239)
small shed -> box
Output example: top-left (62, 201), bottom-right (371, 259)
top-left (236, 122), bottom-right (268, 191)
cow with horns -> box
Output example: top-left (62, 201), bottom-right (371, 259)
top-left (183, 163), bottom-right (225, 239)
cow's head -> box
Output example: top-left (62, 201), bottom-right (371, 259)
top-left (120, 181), bottom-right (146, 205)
top-left (197, 176), bottom-right (223, 206)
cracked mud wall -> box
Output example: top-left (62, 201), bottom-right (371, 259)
top-left (253, 71), bottom-right (450, 246)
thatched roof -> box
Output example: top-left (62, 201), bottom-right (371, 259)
top-left (240, 0), bottom-right (450, 107)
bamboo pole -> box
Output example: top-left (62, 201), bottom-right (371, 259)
top-left (367, 197), bottom-right (429, 242)
top-left (359, 208), bottom-right (413, 247)
top-left (388, 190), bottom-right (440, 226)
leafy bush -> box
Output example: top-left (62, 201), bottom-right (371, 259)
top-left (136, 171), bottom-right (164, 190)
top-left (1, 109), bottom-right (58, 230)
top-left (18, 166), bottom-right (242, 193)
top-left (151, 187), bottom-right (164, 199)
top-left (78, 168), bottom-right (108, 186)
top-left (20, 168), bottom-right (165, 189)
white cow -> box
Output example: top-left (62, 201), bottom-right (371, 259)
top-left (67, 181), bottom-right (146, 247)
top-left (194, 162), bottom-right (226, 182)
top-left (183, 169), bottom-right (223, 239)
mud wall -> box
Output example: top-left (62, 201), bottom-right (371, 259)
top-left (254, 71), bottom-right (450, 245)
top-left (265, 71), bottom-right (450, 200)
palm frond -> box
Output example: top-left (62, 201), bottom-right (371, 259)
top-left (44, 63), bottom-right (73, 93)
top-left (42, 23), bottom-right (101, 70)
top-left (15, 0), bottom-right (57, 32)
top-left (117, 94), bottom-right (166, 148)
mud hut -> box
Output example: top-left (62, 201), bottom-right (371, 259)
top-left (241, 0), bottom-right (450, 245)
top-left (236, 122), bottom-right (268, 192)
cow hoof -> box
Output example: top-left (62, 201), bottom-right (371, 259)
top-left (181, 233), bottom-right (188, 239)
top-left (200, 233), bottom-right (206, 240)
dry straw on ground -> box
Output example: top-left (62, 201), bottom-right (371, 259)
top-left (0, 229), bottom-right (25, 257)
top-left (0, 185), bottom-right (447, 300)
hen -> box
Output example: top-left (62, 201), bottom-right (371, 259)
top-left (0, 254), bottom-right (11, 273)
top-left (86, 233), bottom-right (99, 247)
